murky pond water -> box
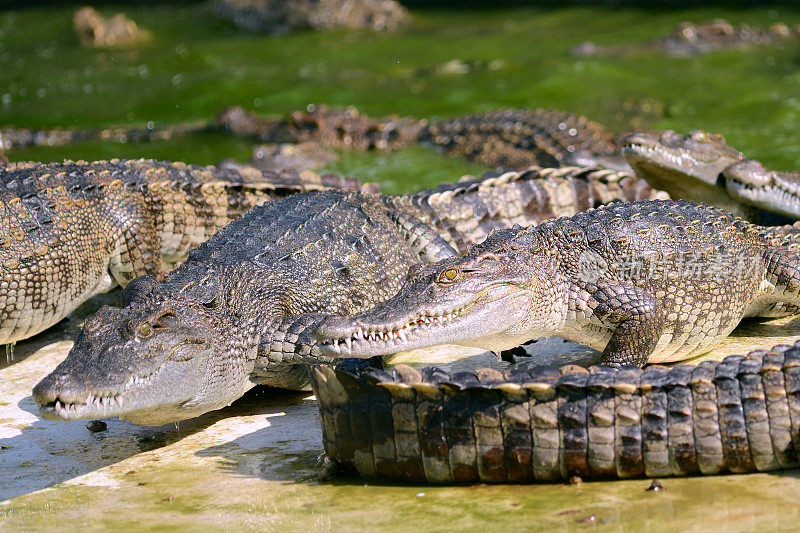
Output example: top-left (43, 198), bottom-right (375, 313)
top-left (3, 1), bottom-right (800, 530)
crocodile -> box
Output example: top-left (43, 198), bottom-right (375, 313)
top-left (421, 108), bottom-right (631, 172)
top-left (4, 105), bottom-right (630, 175)
top-left (571, 18), bottom-right (799, 58)
top-left (72, 6), bottom-right (150, 48)
top-left (32, 166), bottom-right (659, 426)
top-left (622, 129), bottom-right (800, 224)
top-left (0, 122), bottom-right (211, 150)
top-left (218, 105), bottom-right (633, 171)
top-left (0, 159), bottom-right (370, 345)
top-left (311, 340), bottom-right (800, 482)
top-left (215, 104), bottom-right (428, 152)
top-left (212, 0), bottom-right (409, 34)
top-left (316, 200), bottom-right (800, 366)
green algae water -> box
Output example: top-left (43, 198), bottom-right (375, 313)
top-left (4, 3), bottom-right (800, 191)
top-left (3, 2), bottom-right (800, 530)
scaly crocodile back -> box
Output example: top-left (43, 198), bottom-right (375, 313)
top-left (386, 166), bottom-right (661, 253)
top-left (0, 159), bottom-right (368, 343)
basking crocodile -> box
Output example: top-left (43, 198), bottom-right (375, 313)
top-left (32, 166), bottom-right (658, 426)
top-left (311, 340), bottom-right (800, 482)
top-left (316, 200), bottom-right (800, 366)
top-left (622, 129), bottom-right (800, 223)
top-left (0, 159), bottom-right (369, 344)
top-left (572, 18), bottom-right (799, 57)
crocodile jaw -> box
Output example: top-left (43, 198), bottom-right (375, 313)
top-left (317, 290), bottom-right (537, 358)
top-left (34, 348), bottom-right (214, 426)
top-left (621, 130), bottom-right (744, 212)
top-left (724, 160), bottom-right (800, 219)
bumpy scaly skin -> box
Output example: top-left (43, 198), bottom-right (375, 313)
top-left (0, 159), bottom-right (369, 344)
top-left (317, 200), bottom-right (800, 366)
top-left (32, 166), bottom-right (656, 426)
top-left (312, 340), bottom-right (800, 483)
top-left (422, 109), bottom-right (630, 171)
top-left (622, 129), bottom-right (800, 224)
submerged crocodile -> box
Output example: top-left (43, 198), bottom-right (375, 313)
top-left (421, 108), bottom-right (630, 172)
top-left (316, 200), bottom-right (800, 366)
top-left (218, 105), bottom-right (632, 171)
top-left (72, 6), bottom-right (150, 48)
top-left (3, 105), bottom-right (629, 174)
top-left (622, 129), bottom-right (800, 224)
top-left (0, 122), bottom-right (210, 150)
top-left (0, 159), bottom-right (369, 344)
top-left (311, 340), bottom-right (800, 482)
top-left (212, 0), bottom-right (409, 34)
top-left (32, 167), bottom-right (658, 426)
top-left (572, 18), bottom-right (799, 57)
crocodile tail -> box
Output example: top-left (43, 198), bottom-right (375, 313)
top-left (311, 341), bottom-right (800, 483)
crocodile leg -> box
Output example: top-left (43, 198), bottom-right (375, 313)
top-left (572, 279), bottom-right (663, 366)
top-left (751, 248), bottom-right (800, 316)
top-left (104, 198), bottom-right (164, 285)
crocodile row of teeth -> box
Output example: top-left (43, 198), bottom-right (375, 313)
top-left (325, 308), bottom-right (465, 349)
top-left (50, 372), bottom-right (157, 415)
top-left (732, 183), bottom-right (800, 208)
top-left (54, 394), bottom-right (122, 414)
top-left (623, 143), bottom-right (691, 167)
top-left (125, 372), bottom-right (156, 390)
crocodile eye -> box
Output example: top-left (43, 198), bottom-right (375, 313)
top-left (694, 131), bottom-right (707, 141)
top-left (438, 268), bottom-right (459, 283)
top-left (136, 322), bottom-right (152, 339)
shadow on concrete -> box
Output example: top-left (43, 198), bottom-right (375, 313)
top-left (0, 384), bottom-right (307, 501)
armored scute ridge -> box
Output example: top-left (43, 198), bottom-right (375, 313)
top-left (33, 166), bottom-right (657, 426)
top-left (0, 159), bottom-right (370, 344)
top-left (311, 341), bottom-right (800, 483)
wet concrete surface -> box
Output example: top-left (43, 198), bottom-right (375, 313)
top-left (2, 292), bottom-right (800, 530)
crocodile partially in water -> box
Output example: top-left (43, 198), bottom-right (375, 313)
top-left (0, 159), bottom-right (369, 344)
top-left (421, 108), bottom-right (630, 172)
top-left (622, 130), bottom-right (800, 224)
top-left (32, 167), bottom-right (658, 426)
top-left (572, 18), bottom-right (800, 58)
top-left (311, 340), bottom-right (800, 482)
top-left (316, 200), bottom-right (800, 366)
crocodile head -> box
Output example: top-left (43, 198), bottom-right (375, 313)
top-left (315, 244), bottom-right (566, 357)
top-left (621, 129), bottom-right (745, 214)
top-left (722, 159), bottom-right (800, 219)
top-left (33, 270), bottom-right (255, 426)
